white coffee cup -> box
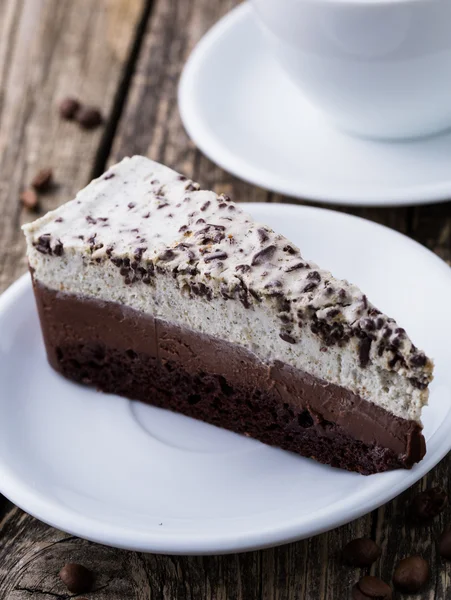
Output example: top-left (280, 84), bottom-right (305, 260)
top-left (251, 0), bottom-right (451, 140)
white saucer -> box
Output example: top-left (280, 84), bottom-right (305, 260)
top-left (179, 3), bottom-right (451, 207)
top-left (1, 203), bottom-right (451, 554)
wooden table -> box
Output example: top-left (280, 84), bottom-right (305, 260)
top-left (0, 1), bottom-right (450, 598)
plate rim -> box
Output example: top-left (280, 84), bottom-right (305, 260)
top-left (1, 202), bottom-right (451, 554)
top-left (178, 2), bottom-right (451, 208)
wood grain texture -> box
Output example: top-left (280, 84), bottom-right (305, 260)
top-left (0, 0), bottom-right (146, 294)
top-left (0, 0), bottom-right (450, 598)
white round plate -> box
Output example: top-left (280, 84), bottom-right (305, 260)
top-left (179, 3), bottom-right (451, 207)
top-left (1, 204), bottom-right (451, 554)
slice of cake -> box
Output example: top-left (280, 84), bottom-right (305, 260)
top-left (22, 156), bottom-right (433, 474)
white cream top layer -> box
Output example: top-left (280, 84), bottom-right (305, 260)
top-left (23, 156), bottom-right (432, 421)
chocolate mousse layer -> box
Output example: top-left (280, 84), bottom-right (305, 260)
top-left (34, 280), bottom-right (426, 475)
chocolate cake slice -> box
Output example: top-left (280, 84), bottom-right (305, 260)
top-left (22, 156), bottom-right (433, 474)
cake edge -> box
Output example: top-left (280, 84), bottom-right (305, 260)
top-left (32, 277), bottom-right (426, 475)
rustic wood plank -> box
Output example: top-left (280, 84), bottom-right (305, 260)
top-left (0, 0), bottom-right (147, 294)
top-left (411, 202), bottom-right (451, 264)
top-left (0, 0), bottom-right (450, 599)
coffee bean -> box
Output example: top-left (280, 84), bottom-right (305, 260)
top-left (76, 106), bottom-right (103, 129)
top-left (342, 538), bottom-right (381, 567)
top-left (20, 188), bottom-right (39, 211)
top-left (59, 563), bottom-right (94, 593)
top-left (439, 528), bottom-right (451, 560)
top-left (392, 556), bottom-right (429, 593)
top-left (59, 97), bottom-right (81, 120)
top-left (31, 168), bottom-right (53, 192)
top-left (410, 487), bottom-right (447, 521)
top-left (352, 576), bottom-right (392, 600)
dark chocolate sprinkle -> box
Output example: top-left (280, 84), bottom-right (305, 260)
top-left (264, 280), bottom-right (282, 289)
top-left (34, 234), bottom-right (52, 255)
top-left (361, 318), bottom-right (375, 331)
top-left (411, 353), bottom-right (427, 367)
top-left (257, 228), bottom-right (269, 243)
top-left (307, 270), bottom-right (321, 282)
top-left (359, 337), bottom-right (372, 367)
top-left (127, 202), bottom-right (135, 209)
top-left (55, 217), bottom-right (64, 223)
top-left (85, 215), bottom-right (97, 225)
top-left (252, 245), bottom-right (276, 265)
top-left (204, 251), bottom-right (228, 263)
top-left (280, 332), bottom-right (296, 344)
top-left (159, 249), bottom-right (176, 261)
top-left (53, 240), bottom-right (64, 256)
top-left (143, 212), bottom-right (150, 219)
top-left (157, 202), bottom-right (169, 209)
top-left (303, 282), bottom-right (318, 293)
top-left (392, 336), bottom-right (401, 348)
top-left (103, 172), bottom-right (115, 180)
top-left (200, 201), bottom-right (210, 212)
top-left (283, 245), bottom-right (296, 255)
top-left (236, 264), bottom-right (251, 273)
top-left (134, 247), bottom-right (147, 260)
top-left (285, 262), bottom-right (306, 273)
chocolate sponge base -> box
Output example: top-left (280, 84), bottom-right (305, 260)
top-left (33, 280), bottom-right (426, 475)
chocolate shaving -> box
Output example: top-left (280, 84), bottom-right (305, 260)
top-left (359, 337), bottom-right (372, 368)
top-left (53, 240), bottom-right (64, 256)
top-left (257, 228), bottom-right (269, 243)
top-left (285, 262), bottom-right (306, 273)
top-left (236, 264), bottom-right (251, 273)
top-left (303, 282), bottom-right (318, 293)
top-left (134, 247), bottom-right (147, 260)
top-left (307, 270), bottom-right (321, 282)
top-left (204, 251), bottom-right (228, 263)
top-left (159, 249), bottom-right (176, 261)
top-left (280, 332), bottom-right (296, 344)
top-left (411, 353), bottom-right (427, 367)
top-left (251, 245), bottom-right (276, 265)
